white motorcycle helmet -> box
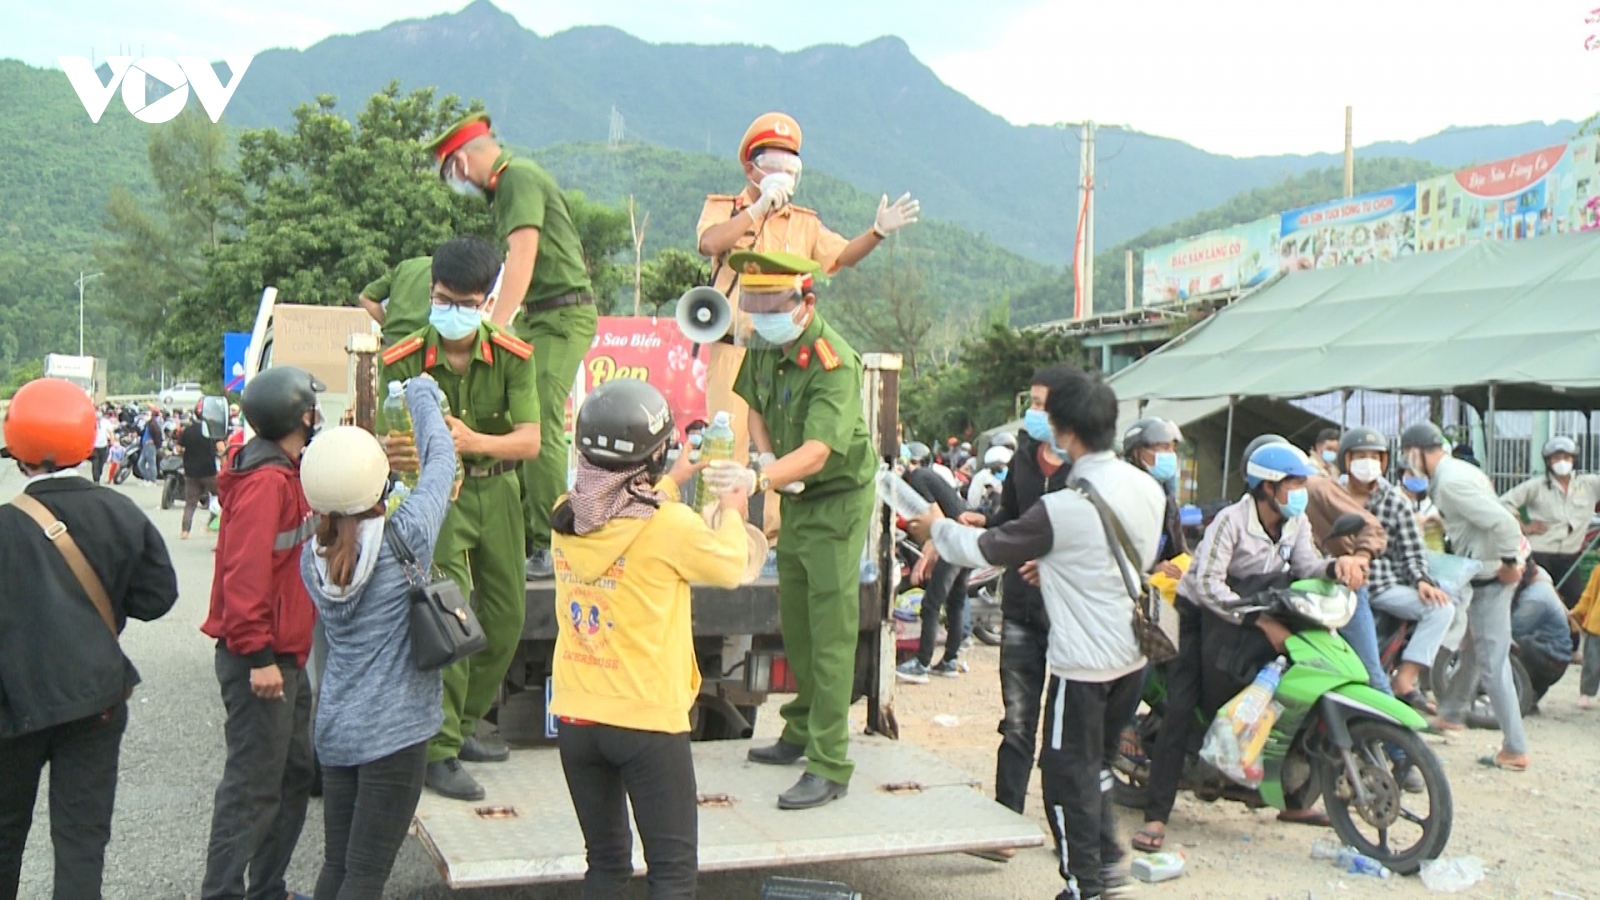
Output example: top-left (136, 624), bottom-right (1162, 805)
top-left (301, 425), bottom-right (392, 515)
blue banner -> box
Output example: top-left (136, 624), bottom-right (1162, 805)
top-left (1278, 186), bottom-right (1418, 270)
top-left (223, 332), bottom-right (251, 393)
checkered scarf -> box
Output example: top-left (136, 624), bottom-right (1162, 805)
top-left (569, 454), bottom-right (666, 536)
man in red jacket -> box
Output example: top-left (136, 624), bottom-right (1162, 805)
top-left (199, 366), bottom-right (323, 900)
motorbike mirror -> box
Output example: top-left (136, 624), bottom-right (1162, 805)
top-left (1328, 512), bottom-right (1367, 541)
top-left (200, 396), bottom-right (229, 440)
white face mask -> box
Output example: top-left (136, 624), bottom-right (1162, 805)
top-left (1551, 460), bottom-right (1574, 477)
top-left (1348, 458), bottom-right (1383, 484)
top-left (446, 156), bottom-right (483, 198)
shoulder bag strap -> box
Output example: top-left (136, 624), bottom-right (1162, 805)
top-left (9, 492), bottom-right (118, 641)
top-left (1071, 479), bottom-right (1144, 604)
top-left (381, 519), bottom-right (426, 587)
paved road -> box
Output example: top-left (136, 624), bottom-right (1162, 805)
top-left (9, 466), bottom-right (1068, 899)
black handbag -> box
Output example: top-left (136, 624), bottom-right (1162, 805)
top-left (384, 522), bottom-right (487, 671)
top-left (1073, 479), bottom-right (1179, 665)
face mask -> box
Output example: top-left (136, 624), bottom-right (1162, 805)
top-left (1278, 487), bottom-right (1309, 518)
top-left (1147, 451), bottom-right (1178, 483)
top-left (1348, 458), bottom-right (1383, 484)
top-left (1551, 460), bottom-right (1574, 477)
top-left (430, 304), bottom-right (482, 340)
top-left (995, 467), bottom-right (1008, 480)
top-left (1052, 434), bottom-right (1073, 464)
top-left (446, 157), bottom-right (483, 198)
top-left (1402, 475), bottom-right (1430, 494)
top-left (1023, 409), bottom-right (1052, 443)
top-left (749, 311), bottom-right (804, 345)
top-left (1321, 449), bottom-right (1338, 464)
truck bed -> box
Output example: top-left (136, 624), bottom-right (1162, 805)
top-left (524, 576), bottom-right (880, 641)
top-left (410, 735), bottom-right (1043, 888)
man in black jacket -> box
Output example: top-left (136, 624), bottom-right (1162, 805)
top-left (898, 442), bottom-right (974, 683)
top-left (0, 377), bottom-right (179, 900)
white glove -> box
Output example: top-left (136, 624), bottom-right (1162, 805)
top-left (755, 452), bottom-right (777, 472)
top-left (704, 459), bottom-right (757, 495)
top-left (872, 192), bottom-right (920, 237)
top-left (748, 173), bottom-right (794, 219)
top-left (778, 480), bottom-right (806, 496)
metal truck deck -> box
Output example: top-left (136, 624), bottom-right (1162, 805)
top-left (410, 735), bottom-right (1043, 888)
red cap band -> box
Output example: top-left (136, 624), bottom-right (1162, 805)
top-left (434, 120), bottom-right (492, 162)
top-left (744, 128), bottom-right (798, 159)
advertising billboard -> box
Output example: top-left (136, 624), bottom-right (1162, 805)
top-left (1140, 216), bottom-right (1281, 306)
top-left (575, 317), bottom-right (708, 442)
top-left (1278, 185), bottom-right (1418, 271)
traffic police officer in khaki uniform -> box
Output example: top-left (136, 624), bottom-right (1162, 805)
top-left (379, 237), bottom-right (541, 801)
top-left (704, 250), bottom-right (877, 810)
top-left (697, 112), bottom-right (918, 538)
top-left (425, 113), bottom-right (596, 581)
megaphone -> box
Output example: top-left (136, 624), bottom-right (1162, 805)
top-left (676, 286), bottom-right (732, 344)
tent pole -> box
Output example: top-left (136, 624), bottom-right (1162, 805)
top-left (1485, 385), bottom-right (1497, 485)
top-left (1340, 389), bottom-right (1350, 429)
top-left (1220, 395), bottom-right (1237, 501)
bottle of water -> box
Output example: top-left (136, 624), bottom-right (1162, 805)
top-left (1309, 837), bottom-right (1346, 861)
top-left (876, 466), bottom-right (930, 519)
top-left (382, 381), bottom-right (416, 489)
top-left (437, 390), bottom-right (465, 491)
top-left (1231, 656), bottom-right (1287, 729)
top-left (1335, 848), bottom-right (1393, 879)
top-left (696, 411), bottom-right (737, 509)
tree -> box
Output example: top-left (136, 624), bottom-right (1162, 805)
top-left (899, 322), bottom-right (1087, 440)
top-left (567, 191), bottom-right (631, 314)
top-left (639, 248), bottom-right (710, 317)
top-left (827, 244), bottom-right (940, 374)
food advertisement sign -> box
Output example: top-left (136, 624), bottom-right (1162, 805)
top-left (1411, 143), bottom-right (1600, 251)
top-left (1278, 185), bottom-right (1417, 271)
top-left (570, 317), bottom-right (708, 443)
top-left (1140, 216), bottom-right (1281, 306)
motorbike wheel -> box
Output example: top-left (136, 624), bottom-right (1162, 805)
top-left (1430, 645), bottom-right (1534, 728)
top-left (160, 476), bottom-right (179, 510)
top-left (1317, 718), bottom-right (1453, 875)
top-left (114, 464), bottom-right (131, 486)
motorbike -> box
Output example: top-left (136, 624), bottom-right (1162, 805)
top-left (158, 452), bottom-right (186, 510)
top-left (1113, 579), bottom-right (1453, 875)
top-left (891, 523), bottom-right (1003, 653)
top-left (112, 434), bottom-right (141, 485)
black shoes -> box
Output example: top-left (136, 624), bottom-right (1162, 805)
top-left (747, 739), bottom-right (806, 765)
top-left (778, 772), bottom-right (848, 810)
top-left (460, 733), bottom-right (511, 763)
top-left (426, 758), bottom-right (486, 801)
top-left (526, 549), bottom-right (554, 580)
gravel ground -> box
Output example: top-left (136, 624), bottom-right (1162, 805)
top-left (11, 462), bottom-right (1600, 898)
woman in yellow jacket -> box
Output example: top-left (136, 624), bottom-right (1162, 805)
top-left (549, 378), bottom-right (752, 899)
top-left (1570, 567), bottom-right (1600, 708)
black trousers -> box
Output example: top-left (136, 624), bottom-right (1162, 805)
top-left (0, 703), bottom-right (127, 900)
top-left (917, 560), bottom-right (970, 666)
top-left (314, 741), bottom-right (427, 900)
top-left (90, 447), bottom-right (109, 483)
top-left (1144, 599), bottom-right (1203, 825)
top-left (201, 647), bottom-right (316, 900)
top-left (1531, 551), bottom-right (1583, 652)
top-left (1040, 670), bottom-right (1142, 900)
top-left (994, 597), bottom-right (1050, 814)
top-left (558, 722), bottom-right (697, 900)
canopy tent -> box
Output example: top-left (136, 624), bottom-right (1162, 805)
top-left (1108, 232), bottom-right (1600, 411)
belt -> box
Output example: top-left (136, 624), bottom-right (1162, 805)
top-left (525, 292), bottom-right (594, 314)
top-left (465, 460), bottom-right (518, 479)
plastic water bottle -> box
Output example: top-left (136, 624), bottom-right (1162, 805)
top-left (382, 381), bottom-right (416, 488)
top-left (1309, 837), bottom-right (1345, 861)
top-left (1231, 656), bottom-right (1287, 728)
top-left (437, 390), bottom-right (466, 489)
top-left (1335, 848), bottom-right (1393, 879)
top-left (696, 411), bottom-right (736, 509)
top-left (1130, 851), bottom-right (1186, 883)
top-left (876, 467), bottom-right (930, 518)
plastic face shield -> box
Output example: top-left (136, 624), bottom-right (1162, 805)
top-left (734, 279), bottom-right (806, 351)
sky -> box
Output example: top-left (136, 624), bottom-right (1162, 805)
top-left (12, 0), bottom-right (1600, 157)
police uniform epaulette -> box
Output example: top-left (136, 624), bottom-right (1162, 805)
top-left (381, 335), bottom-right (425, 366)
top-left (814, 337), bottom-right (842, 371)
top-left (489, 330), bottom-right (534, 360)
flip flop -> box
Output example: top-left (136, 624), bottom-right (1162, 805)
top-left (1477, 754), bottom-right (1529, 772)
top-left (1118, 727), bottom-right (1147, 765)
top-left (1400, 689), bottom-right (1438, 715)
top-left (1130, 825), bottom-right (1165, 852)
top-left (1276, 810), bottom-right (1331, 827)
top-left (1428, 716), bottom-right (1465, 733)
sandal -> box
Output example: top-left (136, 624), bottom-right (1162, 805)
top-left (1428, 716), bottom-right (1465, 733)
top-left (1477, 753), bottom-right (1529, 772)
top-left (1276, 809), bottom-right (1331, 827)
top-left (1118, 727), bottom-right (1147, 765)
top-left (1130, 825), bottom-right (1165, 852)
top-left (1399, 689), bottom-right (1437, 715)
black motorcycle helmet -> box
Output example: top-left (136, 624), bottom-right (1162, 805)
top-left (241, 366), bottom-right (325, 441)
top-left (1399, 422), bottom-right (1445, 451)
top-left (1122, 416), bottom-right (1182, 458)
top-left (576, 378), bottom-right (674, 471)
top-left (1337, 426), bottom-right (1388, 472)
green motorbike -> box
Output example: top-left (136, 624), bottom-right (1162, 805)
top-left (1113, 579), bottom-right (1453, 875)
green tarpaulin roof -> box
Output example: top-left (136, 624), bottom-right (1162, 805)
top-left (1108, 232), bottom-right (1600, 411)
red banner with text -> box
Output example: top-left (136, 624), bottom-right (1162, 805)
top-left (566, 317), bottom-right (708, 442)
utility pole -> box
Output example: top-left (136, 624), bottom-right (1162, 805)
top-left (76, 271), bottom-right (102, 356)
top-left (1125, 249), bottom-right (1135, 312)
top-left (608, 106), bottom-right (624, 150)
top-left (1074, 121), bottom-right (1097, 320)
top-left (1343, 106), bottom-right (1354, 198)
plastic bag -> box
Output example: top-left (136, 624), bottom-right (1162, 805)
top-left (1425, 551), bottom-right (1482, 597)
top-left (1199, 700), bottom-right (1282, 788)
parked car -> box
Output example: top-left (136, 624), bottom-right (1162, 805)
top-left (158, 382), bottom-right (204, 407)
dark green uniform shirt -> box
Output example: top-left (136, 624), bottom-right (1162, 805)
top-left (362, 256), bottom-right (433, 347)
top-left (378, 322), bottom-right (540, 469)
top-left (734, 312), bottom-right (876, 498)
top-left (487, 152), bottom-right (592, 306)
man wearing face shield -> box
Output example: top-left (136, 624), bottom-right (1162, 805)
top-left (701, 250), bottom-right (878, 811)
top-left (697, 112), bottom-right (919, 539)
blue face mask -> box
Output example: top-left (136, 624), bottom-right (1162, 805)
top-left (430, 304), bottom-right (482, 340)
top-left (1321, 449), bottom-right (1338, 464)
top-left (1148, 451), bottom-right (1178, 484)
top-left (749, 312), bottom-right (804, 346)
top-left (1023, 409), bottom-right (1052, 443)
top-left (1278, 487), bottom-right (1309, 518)
top-left (1402, 474), bottom-right (1430, 494)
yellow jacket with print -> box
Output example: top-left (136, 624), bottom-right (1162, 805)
top-left (1571, 564), bottom-right (1600, 636)
top-left (549, 479), bottom-right (748, 733)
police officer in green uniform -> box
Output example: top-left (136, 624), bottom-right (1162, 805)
top-left (424, 113), bottom-right (597, 581)
top-left (357, 255), bottom-right (434, 347)
top-left (378, 237), bottom-right (542, 802)
top-left (704, 250), bottom-right (877, 810)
